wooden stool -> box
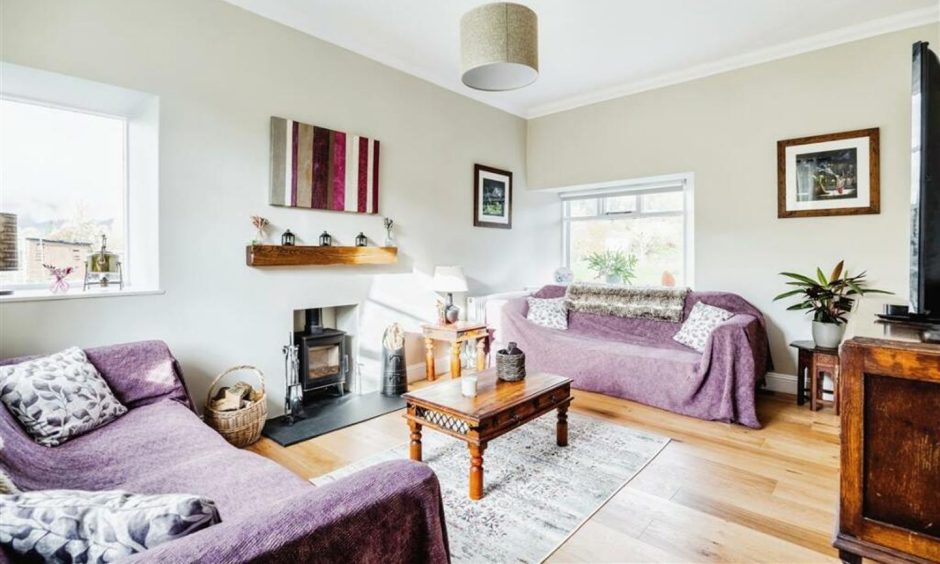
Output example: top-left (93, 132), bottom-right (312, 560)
top-left (790, 340), bottom-right (841, 414)
top-left (422, 322), bottom-right (489, 381)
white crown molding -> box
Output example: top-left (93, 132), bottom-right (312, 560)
top-left (525, 6), bottom-right (940, 119)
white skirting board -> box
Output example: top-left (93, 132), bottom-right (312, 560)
top-left (763, 371), bottom-right (798, 395)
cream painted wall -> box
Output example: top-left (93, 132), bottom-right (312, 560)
top-left (0, 0), bottom-right (560, 411)
top-left (527, 23), bottom-right (940, 375)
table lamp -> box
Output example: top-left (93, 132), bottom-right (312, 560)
top-left (0, 213), bottom-right (18, 296)
top-left (432, 265), bottom-right (468, 323)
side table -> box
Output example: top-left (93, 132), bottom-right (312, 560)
top-left (422, 322), bottom-right (489, 381)
top-left (789, 340), bottom-right (841, 414)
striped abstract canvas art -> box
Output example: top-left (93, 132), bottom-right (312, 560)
top-left (270, 116), bottom-right (380, 214)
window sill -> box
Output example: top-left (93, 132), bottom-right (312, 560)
top-left (0, 288), bottom-right (165, 304)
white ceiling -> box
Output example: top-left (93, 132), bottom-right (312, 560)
top-left (224, 0), bottom-right (939, 118)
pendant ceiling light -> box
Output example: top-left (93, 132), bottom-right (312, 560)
top-left (460, 2), bottom-right (539, 92)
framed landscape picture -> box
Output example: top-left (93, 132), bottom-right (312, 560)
top-left (777, 128), bottom-right (880, 218)
top-left (473, 164), bottom-right (512, 229)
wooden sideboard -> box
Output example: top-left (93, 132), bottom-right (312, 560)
top-left (835, 300), bottom-right (940, 563)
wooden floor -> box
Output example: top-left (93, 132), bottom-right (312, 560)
top-left (250, 386), bottom-right (841, 563)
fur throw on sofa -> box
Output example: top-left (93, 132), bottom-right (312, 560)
top-left (564, 283), bottom-right (689, 322)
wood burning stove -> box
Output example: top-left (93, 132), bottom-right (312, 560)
top-left (294, 309), bottom-right (348, 400)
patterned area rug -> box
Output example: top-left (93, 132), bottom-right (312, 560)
top-left (312, 412), bottom-right (669, 563)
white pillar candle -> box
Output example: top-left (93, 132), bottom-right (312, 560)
top-left (461, 374), bottom-right (478, 397)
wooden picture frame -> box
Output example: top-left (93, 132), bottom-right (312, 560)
top-left (473, 164), bottom-right (512, 229)
top-left (777, 128), bottom-right (880, 218)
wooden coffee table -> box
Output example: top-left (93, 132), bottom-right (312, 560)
top-left (403, 369), bottom-right (572, 500)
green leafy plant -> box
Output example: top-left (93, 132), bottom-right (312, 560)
top-left (773, 260), bottom-right (891, 325)
top-left (585, 250), bottom-right (638, 284)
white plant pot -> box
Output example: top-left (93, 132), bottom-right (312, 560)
top-left (605, 274), bottom-right (622, 285)
top-left (812, 321), bottom-right (845, 349)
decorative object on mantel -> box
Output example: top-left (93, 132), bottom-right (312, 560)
top-left (269, 116), bottom-right (380, 214)
top-left (44, 264), bottom-right (74, 294)
top-left (0, 213), bottom-right (18, 296)
top-left (381, 323), bottom-right (407, 396)
top-left (250, 215), bottom-right (269, 245)
top-left (383, 217), bottom-right (396, 247)
top-left (319, 231), bottom-right (332, 246)
top-left (773, 260), bottom-right (891, 348)
top-left (246, 245), bottom-right (398, 267)
top-left (433, 265), bottom-right (468, 324)
top-left (473, 164), bottom-right (512, 229)
top-left (496, 341), bottom-right (526, 381)
top-left (283, 335), bottom-right (304, 425)
top-left (355, 232), bottom-right (368, 247)
top-left (777, 128), bottom-right (880, 218)
top-left (553, 266), bottom-right (573, 285)
top-left (586, 250), bottom-right (638, 285)
top-left (203, 365), bottom-right (266, 448)
top-left (460, 2), bottom-right (538, 92)
top-left (280, 229), bottom-right (295, 246)
top-left (83, 235), bottom-right (123, 291)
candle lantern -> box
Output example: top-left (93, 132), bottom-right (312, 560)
top-left (281, 229), bottom-right (295, 246)
top-left (319, 231), bottom-right (332, 246)
top-left (355, 232), bottom-right (368, 247)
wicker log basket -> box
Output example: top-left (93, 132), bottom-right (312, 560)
top-left (204, 365), bottom-right (267, 448)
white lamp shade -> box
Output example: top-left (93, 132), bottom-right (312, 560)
top-left (432, 266), bottom-right (468, 293)
top-left (461, 2), bottom-right (538, 91)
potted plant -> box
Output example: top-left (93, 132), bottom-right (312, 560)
top-left (585, 250), bottom-right (638, 285)
top-left (773, 260), bottom-right (891, 348)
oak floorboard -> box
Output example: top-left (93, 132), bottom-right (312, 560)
top-left (248, 387), bottom-right (841, 563)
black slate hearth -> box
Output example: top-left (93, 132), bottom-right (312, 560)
top-left (262, 391), bottom-right (406, 447)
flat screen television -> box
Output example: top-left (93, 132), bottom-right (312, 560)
top-left (909, 41), bottom-right (940, 320)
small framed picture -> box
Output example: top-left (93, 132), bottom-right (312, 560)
top-left (473, 164), bottom-right (512, 229)
top-left (777, 128), bottom-right (880, 218)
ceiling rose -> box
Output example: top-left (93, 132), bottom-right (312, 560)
top-left (460, 2), bottom-right (539, 92)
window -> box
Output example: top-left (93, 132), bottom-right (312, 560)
top-left (562, 175), bottom-right (692, 286)
top-left (0, 99), bottom-right (127, 288)
top-left (0, 62), bottom-right (160, 298)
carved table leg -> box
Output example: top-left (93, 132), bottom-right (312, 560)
top-left (409, 420), bottom-right (422, 461)
top-left (476, 338), bottom-right (486, 372)
top-left (424, 337), bottom-right (435, 381)
top-left (833, 364), bottom-right (841, 416)
top-left (838, 549), bottom-right (861, 564)
top-left (557, 404), bottom-right (569, 447)
top-left (450, 341), bottom-right (462, 378)
top-left (469, 442), bottom-right (486, 500)
top-left (810, 355), bottom-right (820, 411)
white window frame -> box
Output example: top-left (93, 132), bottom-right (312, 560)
top-left (0, 63), bottom-right (160, 301)
top-left (560, 172), bottom-right (695, 286)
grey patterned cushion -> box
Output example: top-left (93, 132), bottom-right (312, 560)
top-left (526, 297), bottom-right (568, 330)
top-left (673, 301), bottom-right (734, 352)
top-left (0, 490), bottom-right (220, 562)
top-left (0, 470), bottom-right (18, 495)
top-left (0, 347), bottom-right (127, 447)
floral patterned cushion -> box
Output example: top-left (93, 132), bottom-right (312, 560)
top-left (526, 297), bottom-right (568, 330)
top-left (673, 301), bottom-right (734, 352)
top-left (0, 490), bottom-right (220, 562)
top-left (0, 347), bottom-right (127, 447)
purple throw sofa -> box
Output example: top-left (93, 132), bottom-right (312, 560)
top-left (0, 341), bottom-right (450, 563)
top-left (501, 285), bottom-right (770, 428)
